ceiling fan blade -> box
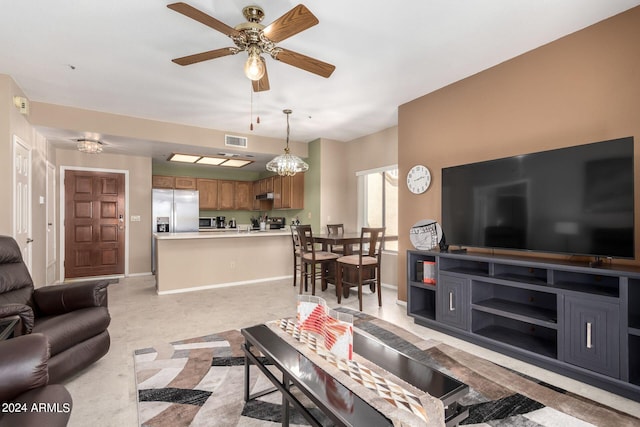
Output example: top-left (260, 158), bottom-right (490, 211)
top-left (252, 58), bottom-right (270, 92)
top-left (275, 49), bottom-right (335, 78)
top-left (263, 4), bottom-right (319, 43)
top-left (167, 2), bottom-right (241, 38)
top-left (172, 48), bottom-right (236, 66)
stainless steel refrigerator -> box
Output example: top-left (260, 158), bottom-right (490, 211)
top-left (152, 189), bottom-right (199, 272)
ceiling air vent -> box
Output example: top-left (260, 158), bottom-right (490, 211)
top-left (225, 135), bottom-right (248, 148)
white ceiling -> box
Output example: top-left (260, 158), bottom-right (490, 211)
top-left (1, 0), bottom-right (639, 167)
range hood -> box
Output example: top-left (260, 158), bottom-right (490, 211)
top-left (255, 192), bottom-right (274, 200)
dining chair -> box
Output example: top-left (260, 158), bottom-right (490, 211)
top-left (326, 223), bottom-right (345, 254)
top-left (335, 227), bottom-right (385, 311)
top-left (290, 225), bottom-right (302, 288)
top-left (296, 225), bottom-right (339, 296)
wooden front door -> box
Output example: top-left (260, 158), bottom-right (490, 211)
top-left (64, 170), bottom-right (125, 278)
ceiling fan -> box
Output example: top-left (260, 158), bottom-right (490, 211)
top-left (167, 2), bottom-right (336, 92)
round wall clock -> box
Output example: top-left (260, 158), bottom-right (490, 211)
top-left (406, 165), bottom-right (431, 194)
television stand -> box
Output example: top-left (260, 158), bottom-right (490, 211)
top-left (588, 256), bottom-right (608, 268)
top-left (449, 246), bottom-right (467, 254)
top-left (406, 249), bottom-right (640, 401)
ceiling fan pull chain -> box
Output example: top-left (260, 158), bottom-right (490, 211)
top-left (256, 87), bottom-right (260, 124)
top-left (250, 83), bottom-right (254, 131)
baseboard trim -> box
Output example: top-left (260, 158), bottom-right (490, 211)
top-left (157, 275), bottom-right (293, 295)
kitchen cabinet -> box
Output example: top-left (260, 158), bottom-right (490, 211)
top-left (252, 180), bottom-right (262, 211)
top-left (153, 175), bottom-right (197, 190)
top-left (259, 176), bottom-right (274, 194)
top-left (274, 173), bottom-right (304, 210)
top-left (152, 175), bottom-right (175, 189)
top-left (218, 180), bottom-right (235, 210)
top-left (234, 181), bottom-right (252, 210)
top-left (196, 179), bottom-right (218, 210)
top-left (174, 176), bottom-right (197, 190)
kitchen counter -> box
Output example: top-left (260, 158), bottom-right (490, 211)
top-left (153, 229), bottom-right (292, 294)
top-left (154, 229), bottom-right (290, 239)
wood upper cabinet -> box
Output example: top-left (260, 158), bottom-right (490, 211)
top-left (252, 180), bottom-right (261, 210)
top-left (259, 176), bottom-right (274, 194)
top-left (153, 175), bottom-right (196, 190)
top-left (196, 178), bottom-right (218, 210)
top-left (274, 173), bottom-right (304, 210)
top-left (174, 176), bottom-right (197, 190)
top-left (218, 180), bottom-right (235, 210)
top-left (152, 175), bottom-right (175, 189)
top-left (234, 181), bottom-right (252, 210)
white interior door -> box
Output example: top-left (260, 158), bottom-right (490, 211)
top-left (46, 161), bottom-right (56, 284)
top-left (13, 135), bottom-right (32, 272)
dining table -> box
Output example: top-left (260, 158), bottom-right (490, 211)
top-left (313, 232), bottom-right (363, 255)
top-left (311, 232), bottom-right (397, 298)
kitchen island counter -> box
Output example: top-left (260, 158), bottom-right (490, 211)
top-left (154, 229), bottom-right (290, 240)
top-left (154, 230), bottom-right (292, 294)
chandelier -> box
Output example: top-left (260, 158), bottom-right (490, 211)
top-left (266, 109), bottom-right (309, 176)
top-left (76, 138), bottom-right (103, 154)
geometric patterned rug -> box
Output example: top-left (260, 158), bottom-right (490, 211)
top-left (134, 309), bottom-right (640, 426)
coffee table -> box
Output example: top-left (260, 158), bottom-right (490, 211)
top-left (242, 324), bottom-right (469, 426)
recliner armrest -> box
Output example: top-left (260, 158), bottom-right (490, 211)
top-left (0, 303), bottom-right (34, 334)
top-left (0, 333), bottom-right (49, 402)
top-left (33, 280), bottom-right (110, 316)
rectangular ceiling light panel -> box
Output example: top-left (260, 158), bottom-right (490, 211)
top-left (220, 159), bottom-right (253, 168)
top-left (168, 153), bottom-right (201, 163)
top-left (196, 157), bottom-right (226, 165)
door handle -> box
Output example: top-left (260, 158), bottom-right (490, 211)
top-left (449, 291), bottom-right (455, 311)
top-left (586, 322), bottom-right (593, 349)
top-left (26, 238), bottom-right (34, 244)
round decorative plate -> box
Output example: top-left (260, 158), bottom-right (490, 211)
top-left (409, 219), bottom-right (443, 250)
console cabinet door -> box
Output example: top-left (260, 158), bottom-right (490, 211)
top-left (437, 273), bottom-right (469, 330)
top-left (564, 296), bottom-right (620, 378)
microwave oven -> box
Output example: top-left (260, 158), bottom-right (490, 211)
top-left (199, 217), bottom-right (216, 229)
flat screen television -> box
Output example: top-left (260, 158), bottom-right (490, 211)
top-left (441, 137), bottom-right (635, 259)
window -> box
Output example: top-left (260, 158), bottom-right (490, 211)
top-left (357, 166), bottom-right (398, 251)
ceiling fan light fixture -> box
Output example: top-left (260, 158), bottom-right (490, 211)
top-left (76, 138), bottom-right (103, 154)
top-left (244, 47), bottom-right (265, 81)
top-left (266, 109), bottom-right (309, 176)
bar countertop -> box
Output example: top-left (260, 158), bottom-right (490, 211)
top-left (153, 229), bottom-right (290, 240)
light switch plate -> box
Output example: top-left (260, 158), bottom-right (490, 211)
top-left (131, 215), bottom-right (141, 222)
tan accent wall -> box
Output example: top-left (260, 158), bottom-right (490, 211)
top-left (397, 7), bottom-right (640, 301)
top-left (56, 149), bottom-right (153, 277)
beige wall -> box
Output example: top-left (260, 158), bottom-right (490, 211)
top-left (397, 6), bottom-right (640, 301)
top-left (314, 127), bottom-right (399, 234)
top-left (56, 149), bottom-right (153, 277)
top-left (319, 138), bottom-right (351, 232)
top-left (30, 102), bottom-right (308, 159)
top-left (1, 75), bottom-right (50, 286)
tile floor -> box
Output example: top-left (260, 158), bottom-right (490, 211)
top-left (63, 275), bottom-right (640, 426)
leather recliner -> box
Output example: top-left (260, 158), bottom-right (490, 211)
top-left (0, 235), bottom-right (111, 383)
top-left (0, 333), bottom-right (72, 427)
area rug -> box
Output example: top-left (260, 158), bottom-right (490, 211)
top-left (134, 309), bottom-right (639, 426)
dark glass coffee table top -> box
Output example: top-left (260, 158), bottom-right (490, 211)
top-left (242, 323), bottom-right (469, 426)
top-left (353, 332), bottom-right (468, 407)
top-left (242, 324), bottom-right (392, 426)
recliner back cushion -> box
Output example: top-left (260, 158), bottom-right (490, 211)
top-left (0, 236), bottom-right (34, 305)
